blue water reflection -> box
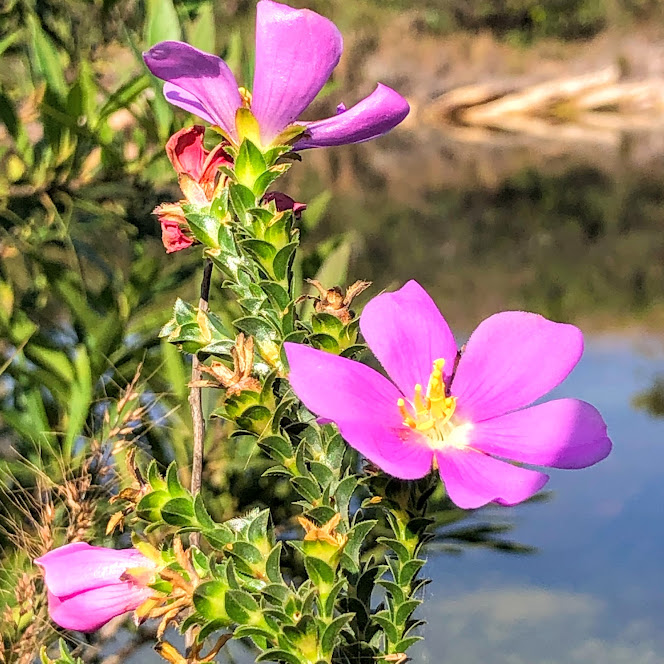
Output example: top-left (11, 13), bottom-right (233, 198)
top-left (417, 339), bottom-right (664, 663)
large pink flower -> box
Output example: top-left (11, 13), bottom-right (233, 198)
top-left (143, 0), bottom-right (409, 149)
top-left (35, 542), bottom-right (155, 632)
top-left (284, 281), bottom-right (612, 509)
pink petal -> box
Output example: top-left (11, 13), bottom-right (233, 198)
top-left (143, 42), bottom-right (241, 139)
top-left (47, 584), bottom-right (151, 632)
top-left (251, 0), bottom-right (343, 145)
top-left (452, 311), bottom-right (584, 422)
top-left (284, 341), bottom-right (433, 480)
top-left (436, 447), bottom-right (549, 509)
top-left (294, 84), bottom-right (410, 149)
top-left (359, 280), bottom-right (458, 398)
top-left (35, 543), bottom-right (150, 597)
top-left (163, 82), bottom-right (217, 126)
top-left (337, 419), bottom-right (434, 480)
top-left (284, 342), bottom-right (403, 424)
top-left (470, 399), bottom-right (612, 469)
top-left (165, 125), bottom-right (207, 180)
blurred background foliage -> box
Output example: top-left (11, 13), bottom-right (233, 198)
top-left (2, 0), bottom-right (664, 659)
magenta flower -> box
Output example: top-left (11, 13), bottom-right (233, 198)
top-left (284, 281), bottom-right (611, 509)
top-left (143, 0), bottom-right (409, 149)
top-left (35, 542), bottom-right (155, 632)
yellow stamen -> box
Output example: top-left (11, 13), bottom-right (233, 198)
top-left (238, 86), bottom-right (253, 108)
top-left (397, 398), bottom-right (417, 429)
top-left (396, 358), bottom-right (465, 449)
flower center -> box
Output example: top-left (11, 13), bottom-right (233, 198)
top-left (397, 358), bottom-right (469, 450)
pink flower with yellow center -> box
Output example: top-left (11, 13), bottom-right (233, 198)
top-left (35, 542), bottom-right (155, 632)
top-left (284, 280), bottom-right (612, 509)
top-left (143, 0), bottom-right (409, 149)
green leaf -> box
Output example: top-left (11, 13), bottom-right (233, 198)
top-left (194, 494), bottom-right (216, 529)
top-left (321, 613), bottom-right (353, 656)
top-left (372, 612), bottom-right (399, 644)
top-left (304, 557), bottom-right (335, 587)
top-left (27, 15), bottom-right (67, 98)
top-left (186, 1), bottom-right (215, 52)
top-left (166, 461), bottom-right (188, 497)
top-left (258, 435), bottom-right (293, 464)
top-left (98, 75), bottom-right (150, 123)
top-left (147, 460), bottom-right (167, 490)
top-left (225, 589), bottom-right (260, 625)
top-left (309, 334), bottom-right (339, 354)
top-left (243, 239), bottom-right (276, 264)
top-left (161, 497), bottom-right (195, 526)
top-left (341, 520), bottom-right (376, 571)
top-left (324, 579), bottom-right (346, 618)
top-left (227, 541), bottom-right (263, 575)
top-left (378, 538), bottom-right (411, 565)
top-left (235, 139), bottom-right (267, 189)
top-left (377, 580), bottom-right (405, 604)
top-left (256, 650), bottom-right (301, 664)
top-left (193, 580), bottom-right (229, 621)
top-left (229, 183), bottom-right (257, 223)
top-left (203, 525), bottom-right (234, 549)
top-left (247, 509), bottom-right (271, 546)
top-left (184, 210), bottom-right (221, 248)
top-left (253, 167), bottom-right (288, 197)
top-left (198, 617), bottom-right (230, 640)
top-left (234, 316), bottom-right (279, 343)
top-left (395, 599), bottom-right (421, 626)
top-left (334, 475), bottom-right (358, 519)
top-left (309, 462), bottom-right (334, 489)
top-left (67, 60), bottom-right (96, 127)
top-left (291, 476), bottom-right (322, 503)
top-left (393, 636), bottom-right (423, 652)
top-left (136, 490), bottom-right (170, 522)
top-left (145, 0), bottom-right (182, 45)
top-left (399, 559), bottom-right (425, 587)
top-left (272, 242), bottom-right (298, 282)
top-left (260, 281), bottom-right (291, 311)
top-left (61, 345), bottom-right (92, 460)
top-left (233, 624), bottom-right (275, 641)
top-left (265, 543), bottom-right (283, 584)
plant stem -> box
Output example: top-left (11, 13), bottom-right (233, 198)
top-left (189, 258), bottom-right (213, 547)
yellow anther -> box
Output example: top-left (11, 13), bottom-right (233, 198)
top-left (397, 398), bottom-right (417, 429)
top-left (413, 384), bottom-right (427, 413)
top-left (238, 86), bottom-right (253, 108)
top-left (396, 357), bottom-right (458, 439)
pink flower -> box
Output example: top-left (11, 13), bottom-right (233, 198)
top-left (35, 542), bottom-right (155, 632)
top-left (143, 0), bottom-right (409, 149)
top-left (284, 280), bottom-right (612, 509)
top-left (154, 125), bottom-right (231, 253)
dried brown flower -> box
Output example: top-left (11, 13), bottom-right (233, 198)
top-left (191, 334), bottom-right (261, 395)
top-left (300, 279), bottom-right (371, 324)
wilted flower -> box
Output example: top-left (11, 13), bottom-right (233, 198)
top-left (284, 280), bottom-right (612, 509)
top-left (35, 542), bottom-right (155, 631)
top-left (263, 191), bottom-right (307, 219)
top-left (154, 125), bottom-right (230, 253)
top-left (143, 0), bottom-right (409, 149)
